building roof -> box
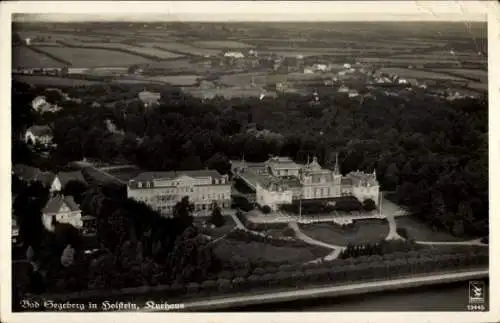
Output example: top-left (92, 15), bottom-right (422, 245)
top-left (42, 195), bottom-right (80, 214)
top-left (27, 125), bottom-right (53, 137)
top-left (12, 164), bottom-right (55, 186)
top-left (131, 169), bottom-right (224, 182)
top-left (266, 156), bottom-right (301, 169)
top-left (56, 171), bottom-right (87, 187)
top-left (138, 91), bottom-right (161, 103)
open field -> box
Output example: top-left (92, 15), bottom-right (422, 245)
top-left (377, 68), bottom-right (468, 81)
top-left (359, 57), bottom-right (464, 65)
top-left (13, 46), bottom-right (67, 68)
top-left (194, 40), bottom-right (253, 49)
top-left (139, 42), bottom-right (222, 57)
top-left (33, 46), bottom-right (153, 67)
top-left (55, 41), bottom-right (184, 59)
top-left (12, 75), bottom-right (104, 86)
top-left (299, 219), bottom-right (390, 246)
top-left (434, 68), bottom-right (488, 82)
top-left (213, 239), bottom-right (327, 264)
top-left (184, 86), bottom-right (277, 100)
top-left (143, 74), bottom-right (202, 86)
top-left (467, 82), bottom-right (488, 92)
top-left (395, 216), bottom-right (473, 242)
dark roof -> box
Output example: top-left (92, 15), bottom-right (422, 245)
top-left (12, 164), bottom-right (55, 186)
top-left (12, 164), bottom-right (40, 181)
top-left (131, 170), bottom-right (223, 182)
top-left (42, 195), bottom-right (80, 214)
top-left (56, 171), bottom-right (87, 186)
top-left (27, 125), bottom-right (52, 137)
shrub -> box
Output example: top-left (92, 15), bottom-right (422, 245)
top-left (261, 205), bottom-right (272, 214)
top-left (362, 199), bottom-right (377, 211)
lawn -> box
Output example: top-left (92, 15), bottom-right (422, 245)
top-left (13, 46), bottom-right (68, 68)
top-left (434, 69), bottom-right (487, 82)
top-left (299, 219), bottom-right (390, 246)
top-left (395, 216), bottom-right (470, 242)
top-left (34, 46), bottom-right (153, 67)
top-left (213, 239), bottom-right (326, 265)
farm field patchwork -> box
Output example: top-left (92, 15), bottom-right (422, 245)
top-left (193, 40), bottom-right (254, 49)
top-left (13, 46), bottom-right (67, 68)
top-left (377, 68), bottom-right (468, 81)
top-left (434, 68), bottom-right (487, 82)
top-left (56, 41), bottom-right (185, 59)
top-left (299, 219), bottom-right (390, 246)
top-left (359, 57), bottom-right (466, 65)
top-left (139, 42), bottom-right (221, 56)
top-left (142, 75), bottom-right (202, 86)
top-left (12, 75), bottom-right (104, 86)
top-left (33, 46), bottom-right (153, 67)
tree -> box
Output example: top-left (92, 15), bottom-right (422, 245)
top-left (62, 180), bottom-right (88, 204)
top-left (205, 153), bottom-right (231, 175)
top-left (60, 244), bottom-right (75, 267)
top-left (173, 196), bottom-right (194, 227)
top-left (362, 199), bottom-right (376, 212)
top-left (261, 205), bottom-right (271, 214)
top-left (209, 201), bottom-right (225, 227)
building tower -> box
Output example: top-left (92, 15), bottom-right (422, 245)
top-left (333, 152), bottom-right (340, 175)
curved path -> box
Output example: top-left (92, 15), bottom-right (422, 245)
top-left (288, 222), bottom-right (346, 261)
top-left (385, 214), bottom-right (405, 241)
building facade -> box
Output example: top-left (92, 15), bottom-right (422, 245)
top-left (127, 170), bottom-right (231, 215)
top-left (24, 125), bottom-right (53, 147)
top-left (42, 195), bottom-right (83, 232)
top-left (232, 155), bottom-right (379, 211)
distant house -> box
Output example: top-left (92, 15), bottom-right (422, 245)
top-left (343, 63), bottom-right (352, 69)
top-left (224, 51), bottom-right (245, 59)
top-left (24, 125), bottom-right (53, 147)
top-left (338, 85), bottom-right (350, 93)
top-left (12, 217), bottom-right (20, 244)
top-left (42, 195), bottom-right (82, 232)
top-left (50, 171), bottom-right (87, 193)
top-left (312, 64), bottom-right (328, 72)
top-left (31, 96), bottom-right (61, 113)
top-left (138, 91), bottom-right (161, 108)
top-left (303, 68), bottom-right (314, 74)
top-left (348, 90), bottom-right (360, 98)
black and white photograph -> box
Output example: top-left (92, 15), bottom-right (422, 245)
top-left (1, 1), bottom-right (498, 322)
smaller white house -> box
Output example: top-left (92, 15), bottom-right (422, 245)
top-left (42, 195), bottom-right (82, 232)
top-left (24, 125), bottom-right (53, 147)
top-left (138, 91), bottom-right (161, 108)
top-left (224, 51), bottom-right (245, 59)
top-left (25, 38), bottom-right (31, 45)
top-left (338, 85), bottom-right (350, 93)
top-left (343, 63), bottom-right (352, 69)
top-left (348, 90), bottom-right (360, 98)
top-left (303, 68), bottom-right (315, 74)
top-left (31, 96), bottom-right (62, 113)
top-left (313, 64), bottom-right (328, 72)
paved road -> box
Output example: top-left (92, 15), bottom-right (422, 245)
top-left (98, 165), bottom-right (138, 172)
top-left (177, 269), bottom-right (488, 311)
top-left (385, 214), bottom-right (405, 241)
top-left (415, 238), bottom-right (488, 247)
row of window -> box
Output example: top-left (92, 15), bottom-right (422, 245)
top-left (136, 178), bottom-right (227, 188)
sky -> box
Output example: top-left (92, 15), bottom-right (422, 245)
top-left (8, 1), bottom-right (490, 22)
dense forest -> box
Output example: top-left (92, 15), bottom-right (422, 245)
top-left (12, 79), bottom-right (487, 237)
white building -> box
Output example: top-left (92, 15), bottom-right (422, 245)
top-left (341, 170), bottom-right (380, 205)
top-left (256, 181), bottom-right (293, 211)
top-left (42, 195), bottom-right (83, 232)
top-left (234, 155), bottom-right (380, 210)
top-left (303, 68), bottom-right (315, 74)
top-left (313, 64), bottom-right (328, 72)
top-left (24, 125), bottom-right (53, 147)
top-left (224, 51), bottom-right (245, 59)
top-left (127, 170), bottom-right (231, 214)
